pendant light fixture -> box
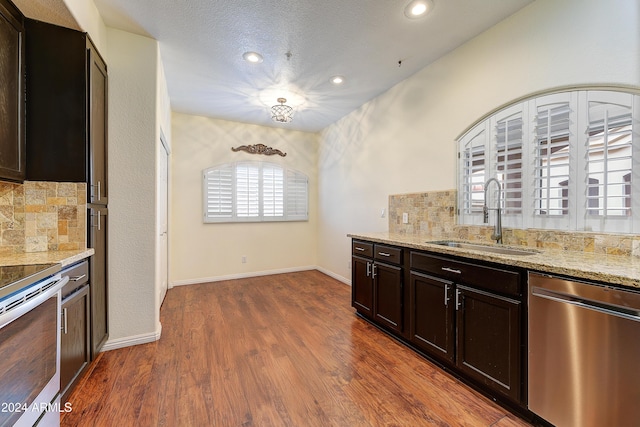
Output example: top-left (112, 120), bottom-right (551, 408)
top-left (271, 98), bottom-right (293, 123)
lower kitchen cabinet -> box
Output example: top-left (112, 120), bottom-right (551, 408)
top-left (352, 238), bottom-right (527, 411)
top-left (456, 285), bottom-right (521, 402)
top-left (60, 284), bottom-right (90, 401)
top-left (60, 260), bottom-right (91, 402)
top-left (410, 271), bottom-right (455, 363)
top-left (373, 261), bottom-right (403, 332)
top-left (351, 240), bottom-right (404, 334)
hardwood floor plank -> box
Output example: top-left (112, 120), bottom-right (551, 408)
top-left (62, 270), bottom-right (532, 426)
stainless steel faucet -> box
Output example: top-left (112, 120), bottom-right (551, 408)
top-left (483, 177), bottom-right (503, 244)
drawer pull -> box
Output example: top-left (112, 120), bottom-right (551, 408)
top-left (378, 252), bottom-right (391, 257)
top-left (70, 274), bottom-right (87, 282)
top-left (355, 247), bottom-right (365, 252)
top-left (442, 267), bottom-right (461, 274)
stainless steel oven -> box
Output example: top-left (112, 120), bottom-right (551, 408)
top-left (0, 264), bottom-right (68, 427)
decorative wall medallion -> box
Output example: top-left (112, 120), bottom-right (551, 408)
top-left (231, 144), bottom-right (287, 157)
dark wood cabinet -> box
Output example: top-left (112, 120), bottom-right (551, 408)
top-left (351, 241), bottom-right (404, 333)
top-left (410, 271), bottom-right (455, 363)
top-left (0, 0), bottom-right (25, 182)
top-left (88, 205), bottom-right (108, 358)
top-left (373, 261), bottom-right (403, 332)
top-left (455, 285), bottom-right (521, 402)
top-left (352, 255), bottom-right (373, 316)
top-left (410, 250), bottom-right (524, 403)
top-left (60, 260), bottom-right (91, 402)
top-left (25, 19), bottom-right (108, 204)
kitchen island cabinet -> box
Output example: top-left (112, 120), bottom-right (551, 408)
top-left (0, 0), bottom-right (25, 182)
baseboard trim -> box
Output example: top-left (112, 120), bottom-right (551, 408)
top-left (101, 326), bottom-right (162, 352)
top-left (170, 265), bottom-right (319, 287)
top-left (315, 266), bottom-right (351, 285)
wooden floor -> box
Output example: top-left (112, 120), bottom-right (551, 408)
top-left (62, 270), bottom-right (532, 426)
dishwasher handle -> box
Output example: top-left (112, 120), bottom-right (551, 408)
top-left (531, 286), bottom-right (640, 323)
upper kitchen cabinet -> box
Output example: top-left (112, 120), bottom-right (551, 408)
top-left (25, 19), bottom-right (108, 205)
top-left (0, 0), bottom-right (25, 182)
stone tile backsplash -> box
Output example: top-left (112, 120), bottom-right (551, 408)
top-left (0, 181), bottom-right (86, 255)
top-left (389, 190), bottom-right (640, 257)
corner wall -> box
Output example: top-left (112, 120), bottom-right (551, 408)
top-left (317, 0), bottom-right (640, 282)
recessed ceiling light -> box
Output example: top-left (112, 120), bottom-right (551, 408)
top-left (404, 0), bottom-right (433, 19)
top-left (242, 51), bottom-right (263, 63)
top-left (330, 75), bottom-right (345, 85)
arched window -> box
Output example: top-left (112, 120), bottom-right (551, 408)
top-left (457, 89), bottom-right (639, 234)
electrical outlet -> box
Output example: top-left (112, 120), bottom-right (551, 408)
top-left (381, 208), bottom-right (386, 218)
top-left (348, 261), bottom-right (351, 270)
top-left (241, 255), bottom-right (247, 263)
top-left (402, 212), bottom-right (408, 224)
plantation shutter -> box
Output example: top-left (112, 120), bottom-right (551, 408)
top-left (460, 124), bottom-right (487, 217)
top-left (534, 102), bottom-right (571, 216)
top-left (585, 96), bottom-right (633, 217)
top-left (286, 170), bottom-right (308, 220)
top-left (236, 162), bottom-right (260, 218)
top-left (495, 112), bottom-right (523, 215)
top-left (203, 164), bottom-right (233, 222)
top-left (263, 164), bottom-right (284, 218)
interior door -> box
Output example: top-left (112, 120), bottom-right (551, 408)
top-left (158, 132), bottom-right (169, 306)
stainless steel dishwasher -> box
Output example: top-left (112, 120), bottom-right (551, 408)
top-left (528, 272), bottom-right (640, 427)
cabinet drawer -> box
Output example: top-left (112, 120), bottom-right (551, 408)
top-left (410, 251), bottom-right (521, 297)
top-left (61, 260), bottom-right (89, 298)
top-left (352, 241), bottom-right (373, 257)
top-left (374, 244), bottom-right (403, 265)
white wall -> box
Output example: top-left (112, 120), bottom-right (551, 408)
top-left (317, 0), bottom-right (640, 282)
top-left (106, 28), bottom-right (161, 345)
top-left (170, 113), bottom-right (319, 285)
top-left (61, 0), bottom-right (107, 54)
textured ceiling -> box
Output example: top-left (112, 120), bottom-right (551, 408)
top-left (24, 0), bottom-right (535, 133)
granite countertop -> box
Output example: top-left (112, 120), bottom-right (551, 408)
top-left (0, 248), bottom-right (95, 268)
top-left (348, 232), bottom-right (640, 289)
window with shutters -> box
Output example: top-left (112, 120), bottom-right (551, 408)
top-left (203, 162), bottom-right (308, 223)
top-left (458, 88), bottom-right (639, 234)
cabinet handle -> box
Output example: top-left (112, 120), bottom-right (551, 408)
top-left (442, 267), bottom-right (461, 274)
top-left (378, 252), bottom-right (391, 257)
top-left (61, 307), bottom-right (68, 334)
top-left (355, 247), bottom-right (365, 252)
top-left (372, 264), bottom-right (377, 279)
top-left (92, 212), bottom-right (102, 231)
top-left (70, 274), bottom-right (87, 282)
top-left (444, 284), bottom-right (450, 307)
top-left (455, 289), bottom-right (463, 311)
top-left (366, 261), bottom-right (371, 277)
top-left (91, 181), bottom-right (101, 201)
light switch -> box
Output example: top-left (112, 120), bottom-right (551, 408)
top-left (402, 212), bottom-right (408, 224)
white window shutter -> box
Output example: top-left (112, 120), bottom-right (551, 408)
top-left (286, 169), bottom-right (309, 220)
top-left (203, 164), bottom-right (233, 222)
top-left (459, 122), bottom-right (488, 225)
top-left (494, 110), bottom-right (524, 216)
top-left (262, 163), bottom-right (285, 218)
top-left (236, 162), bottom-right (260, 218)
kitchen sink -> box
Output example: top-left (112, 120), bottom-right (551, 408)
top-left (427, 240), bottom-right (539, 256)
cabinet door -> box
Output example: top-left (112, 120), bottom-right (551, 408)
top-left (410, 271), bottom-right (455, 363)
top-left (352, 255), bottom-right (373, 317)
top-left (0, 0), bottom-right (24, 182)
top-left (89, 206), bottom-right (108, 358)
top-left (60, 284), bottom-right (90, 400)
top-left (373, 262), bottom-right (403, 332)
top-left (88, 42), bottom-right (108, 205)
top-left (456, 285), bottom-right (521, 402)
